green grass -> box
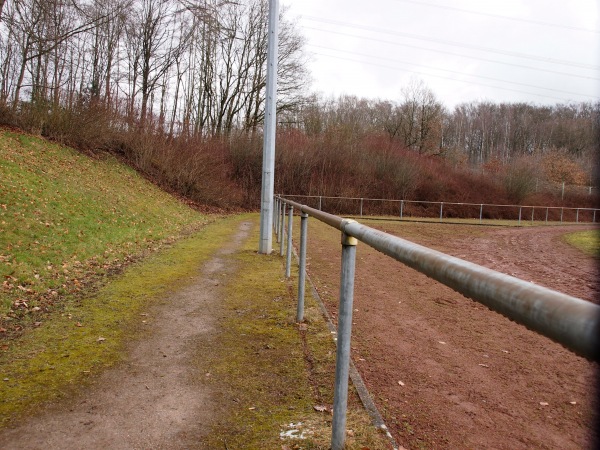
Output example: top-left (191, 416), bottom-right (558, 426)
top-left (0, 129), bottom-right (206, 318)
top-left (563, 230), bottom-right (600, 257)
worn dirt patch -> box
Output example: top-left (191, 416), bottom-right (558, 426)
top-left (306, 221), bottom-right (599, 449)
top-left (0, 221), bottom-right (252, 450)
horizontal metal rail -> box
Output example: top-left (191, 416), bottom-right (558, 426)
top-left (280, 196), bottom-right (600, 361)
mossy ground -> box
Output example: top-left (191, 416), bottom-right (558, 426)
top-left (562, 229), bottom-right (600, 257)
top-left (199, 218), bottom-right (391, 449)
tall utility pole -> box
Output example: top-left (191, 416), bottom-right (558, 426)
top-left (258, 0), bottom-right (279, 254)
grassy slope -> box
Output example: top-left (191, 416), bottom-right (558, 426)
top-left (0, 129), bottom-right (206, 318)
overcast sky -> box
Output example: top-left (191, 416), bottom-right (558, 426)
top-left (283, 0), bottom-right (600, 109)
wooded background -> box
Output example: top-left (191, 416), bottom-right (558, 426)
top-left (0, 0), bottom-right (597, 211)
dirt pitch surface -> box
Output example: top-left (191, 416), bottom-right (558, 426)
top-left (306, 221), bottom-right (599, 450)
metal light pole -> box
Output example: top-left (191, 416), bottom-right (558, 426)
top-left (258, 0), bottom-right (279, 254)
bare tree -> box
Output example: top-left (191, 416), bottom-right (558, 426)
top-left (399, 79), bottom-right (443, 155)
top-left (0, 0), bottom-right (6, 21)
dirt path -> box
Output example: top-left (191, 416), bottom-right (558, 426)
top-left (0, 221), bottom-right (252, 450)
top-left (307, 222), bottom-right (599, 450)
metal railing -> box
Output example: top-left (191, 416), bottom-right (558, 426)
top-left (282, 194), bottom-right (600, 225)
top-left (273, 195), bottom-right (600, 450)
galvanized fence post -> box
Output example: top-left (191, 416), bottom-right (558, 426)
top-left (274, 197), bottom-right (280, 242)
top-left (560, 208), bottom-right (564, 223)
top-left (518, 206), bottom-right (522, 225)
top-left (594, 210), bottom-right (596, 223)
top-left (331, 225), bottom-right (358, 450)
top-left (576, 208), bottom-right (579, 223)
top-left (440, 202), bottom-right (443, 222)
top-left (278, 198), bottom-right (282, 238)
top-left (360, 198), bottom-right (363, 217)
top-left (400, 200), bottom-right (404, 220)
top-left (285, 205), bottom-right (294, 278)
top-left (531, 207), bottom-right (535, 224)
top-left (274, 197), bottom-right (278, 237)
top-left (279, 202), bottom-right (286, 257)
top-left (546, 207), bottom-right (549, 224)
top-left (272, 197), bottom-right (276, 236)
top-left (319, 196), bottom-right (322, 211)
top-left (296, 212), bottom-right (308, 322)
top-left (479, 204), bottom-right (483, 224)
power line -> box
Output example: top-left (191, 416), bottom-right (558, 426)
top-left (391, 0), bottom-right (600, 34)
top-left (300, 16), bottom-right (600, 71)
top-left (307, 43), bottom-right (598, 100)
top-left (309, 50), bottom-right (597, 103)
top-left (301, 25), bottom-right (600, 82)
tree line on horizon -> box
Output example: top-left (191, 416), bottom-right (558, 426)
top-left (0, 0), bottom-right (597, 211)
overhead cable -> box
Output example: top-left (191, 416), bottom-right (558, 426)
top-left (300, 16), bottom-right (600, 71)
top-left (391, 0), bottom-right (600, 34)
top-left (310, 50), bottom-right (598, 103)
top-left (301, 26), bottom-right (600, 82)
top-left (307, 43), bottom-right (599, 99)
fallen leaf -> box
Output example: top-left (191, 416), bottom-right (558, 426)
top-left (539, 402), bottom-right (549, 406)
top-left (438, 341), bottom-right (446, 345)
top-left (569, 401), bottom-right (577, 405)
top-left (397, 380), bottom-right (405, 386)
top-left (97, 337), bottom-right (106, 342)
top-left (75, 322), bottom-right (82, 327)
top-left (478, 363), bottom-right (489, 368)
top-left (314, 405), bottom-right (328, 412)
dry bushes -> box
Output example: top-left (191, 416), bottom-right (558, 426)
top-left (3, 102), bottom-right (596, 215)
top-left (123, 133), bottom-right (245, 209)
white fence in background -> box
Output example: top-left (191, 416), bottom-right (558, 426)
top-left (282, 194), bottom-right (600, 225)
